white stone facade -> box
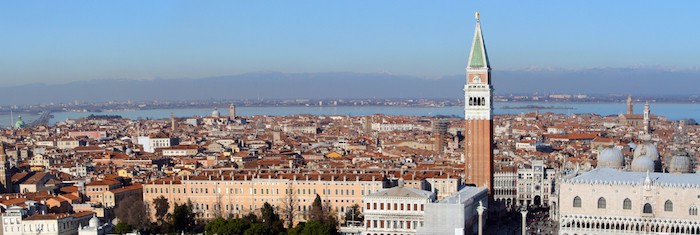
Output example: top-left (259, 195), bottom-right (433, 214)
top-left (362, 183), bottom-right (435, 235)
top-left (516, 160), bottom-right (556, 207)
top-left (493, 170), bottom-right (517, 206)
top-left (559, 168), bottom-right (700, 235)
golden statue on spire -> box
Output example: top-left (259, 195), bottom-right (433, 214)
top-left (475, 11), bottom-right (480, 21)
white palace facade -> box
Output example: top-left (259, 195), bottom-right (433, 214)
top-left (559, 168), bottom-right (700, 234)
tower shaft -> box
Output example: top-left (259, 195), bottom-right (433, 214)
top-left (464, 13), bottom-right (494, 194)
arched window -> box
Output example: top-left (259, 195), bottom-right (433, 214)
top-left (573, 196), bottom-right (582, 208)
top-left (664, 200), bottom-right (673, 212)
top-left (597, 197), bottom-right (606, 209)
top-left (623, 198), bottom-right (632, 210)
top-left (690, 205), bottom-right (698, 216)
top-left (643, 203), bottom-right (653, 214)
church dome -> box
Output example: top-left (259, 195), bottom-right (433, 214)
top-left (633, 142), bottom-right (660, 161)
top-left (212, 108), bottom-right (220, 117)
top-left (14, 115), bottom-right (25, 128)
top-left (598, 147), bottom-right (624, 169)
top-left (89, 214), bottom-right (99, 228)
top-left (631, 156), bottom-right (655, 172)
top-left (668, 154), bottom-right (693, 174)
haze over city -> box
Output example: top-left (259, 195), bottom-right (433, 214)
top-left (1, 1), bottom-right (699, 103)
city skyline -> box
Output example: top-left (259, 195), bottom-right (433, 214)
top-left (2, 1), bottom-right (699, 87)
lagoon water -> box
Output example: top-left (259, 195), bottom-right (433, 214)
top-left (1, 102), bottom-right (698, 127)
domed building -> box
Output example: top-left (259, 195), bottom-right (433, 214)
top-left (559, 133), bottom-right (700, 235)
top-left (14, 115), bottom-right (25, 129)
top-left (79, 214), bottom-right (112, 235)
top-left (630, 135), bottom-right (661, 172)
top-left (633, 141), bottom-right (660, 161)
top-left (597, 147), bottom-right (625, 169)
top-left (667, 153), bottom-right (693, 174)
top-left (630, 155), bottom-right (655, 172)
top-left (211, 108), bottom-right (220, 118)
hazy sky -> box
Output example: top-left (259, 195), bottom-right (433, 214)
top-left (1, 1), bottom-right (698, 86)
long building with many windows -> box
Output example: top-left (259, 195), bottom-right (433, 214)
top-left (558, 168), bottom-right (700, 235)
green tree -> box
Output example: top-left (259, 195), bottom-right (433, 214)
top-left (260, 202), bottom-right (285, 234)
top-left (229, 218), bottom-right (253, 235)
top-left (243, 223), bottom-right (266, 235)
top-left (170, 200), bottom-right (195, 233)
top-left (205, 217), bottom-right (228, 235)
top-left (153, 196), bottom-right (169, 223)
top-left (114, 222), bottom-right (133, 234)
top-left (293, 220), bottom-right (338, 235)
top-left (287, 221), bottom-right (305, 235)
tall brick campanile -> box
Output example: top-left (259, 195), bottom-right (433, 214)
top-left (464, 12), bottom-right (494, 194)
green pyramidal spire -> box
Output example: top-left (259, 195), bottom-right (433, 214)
top-left (468, 13), bottom-right (490, 69)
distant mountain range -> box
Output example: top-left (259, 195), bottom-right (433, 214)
top-left (1, 67), bottom-right (698, 105)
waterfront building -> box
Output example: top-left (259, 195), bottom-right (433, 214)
top-left (559, 168), bottom-right (700, 235)
top-left (362, 179), bottom-right (435, 235)
top-left (558, 138), bottom-right (700, 234)
top-left (143, 171), bottom-right (385, 221)
top-left (463, 12), bottom-right (495, 193)
top-left (1, 205), bottom-right (95, 235)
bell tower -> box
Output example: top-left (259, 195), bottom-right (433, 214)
top-left (464, 12), bottom-right (494, 194)
top-left (0, 142), bottom-right (12, 193)
top-left (627, 95), bottom-right (633, 115)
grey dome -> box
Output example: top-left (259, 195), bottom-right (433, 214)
top-left (668, 154), bottom-right (693, 173)
top-left (598, 147), bottom-right (625, 169)
top-left (634, 142), bottom-right (660, 161)
top-left (631, 156), bottom-right (655, 172)
top-left (212, 109), bottom-right (220, 117)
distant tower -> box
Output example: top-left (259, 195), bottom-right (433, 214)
top-left (229, 104), bottom-right (236, 119)
top-left (0, 142), bottom-right (12, 193)
top-left (464, 12), bottom-right (494, 194)
top-left (432, 119), bottom-right (449, 154)
top-left (644, 101), bottom-right (651, 133)
top-left (170, 112), bottom-right (176, 134)
top-left (627, 95), bottom-right (633, 115)
top-left (272, 127), bottom-right (282, 145)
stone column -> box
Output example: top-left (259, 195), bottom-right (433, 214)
top-left (476, 202), bottom-right (485, 235)
top-left (520, 206), bottom-right (528, 235)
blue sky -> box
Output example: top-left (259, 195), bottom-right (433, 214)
top-left (0, 1), bottom-right (698, 86)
